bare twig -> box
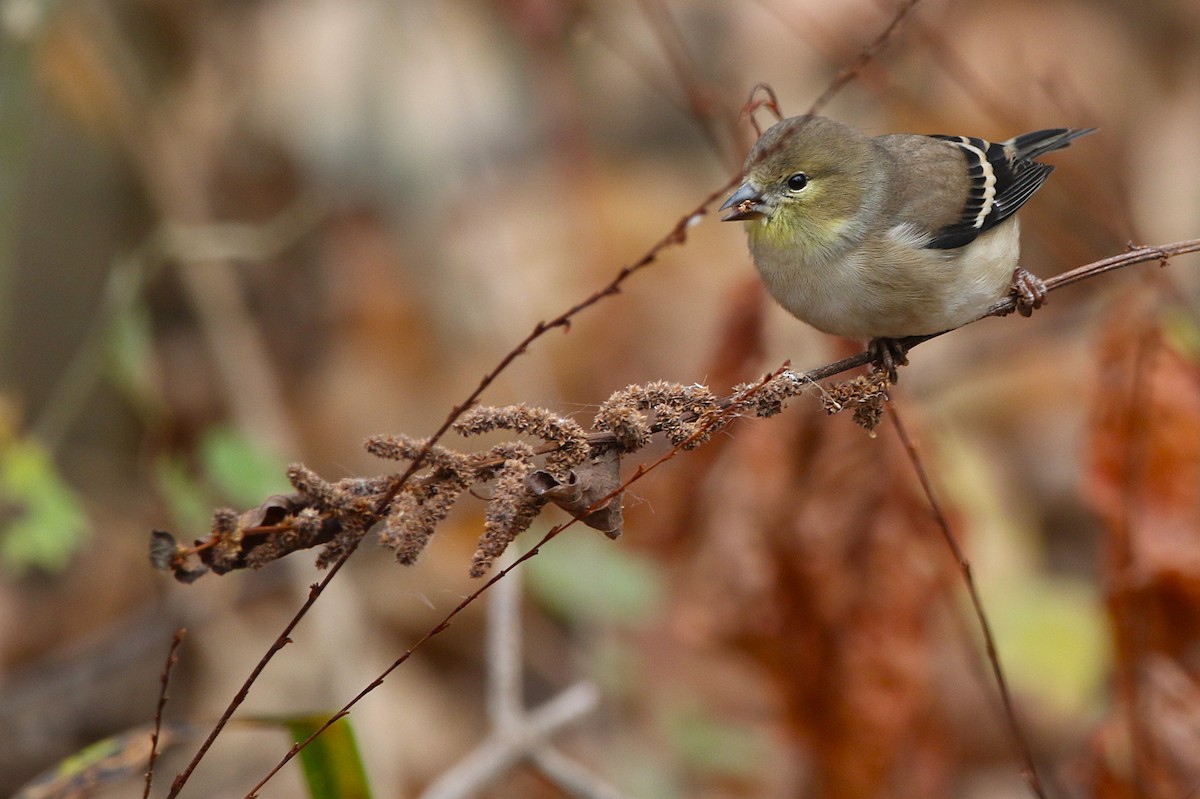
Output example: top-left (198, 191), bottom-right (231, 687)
top-left (806, 0), bottom-right (925, 118)
top-left (169, 235), bottom-right (1200, 796)
top-left (637, 0), bottom-right (735, 161)
top-left (887, 403), bottom-right (1050, 799)
top-left (144, 628), bottom-right (187, 799)
top-left (1038, 240), bottom-right (1196, 292)
top-left (166, 546), bottom-right (362, 798)
top-left (741, 83), bottom-right (784, 137)
top-left (814, 239), bottom-right (1200, 381)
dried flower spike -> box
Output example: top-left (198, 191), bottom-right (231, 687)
top-left (471, 458), bottom-right (545, 577)
top-left (820, 373), bottom-right (890, 432)
top-left (454, 404), bottom-right (589, 475)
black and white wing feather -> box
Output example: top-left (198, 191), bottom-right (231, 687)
top-left (924, 128), bottom-right (1094, 251)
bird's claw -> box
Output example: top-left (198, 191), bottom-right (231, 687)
top-left (1006, 267), bottom-right (1048, 318)
top-left (868, 337), bottom-right (908, 384)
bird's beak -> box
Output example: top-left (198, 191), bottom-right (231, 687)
top-left (720, 182), bottom-right (768, 221)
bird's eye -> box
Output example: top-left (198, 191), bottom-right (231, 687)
top-left (786, 173), bottom-right (809, 192)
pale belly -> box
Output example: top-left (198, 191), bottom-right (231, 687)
top-left (748, 221), bottom-right (1020, 339)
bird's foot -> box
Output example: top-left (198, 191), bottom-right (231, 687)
top-left (868, 337), bottom-right (909, 384)
top-left (1005, 267), bottom-right (1048, 318)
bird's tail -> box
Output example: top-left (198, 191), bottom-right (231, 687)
top-left (1007, 127), bottom-right (1097, 160)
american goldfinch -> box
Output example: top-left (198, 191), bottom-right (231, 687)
top-left (721, 115), bottom-right (1094, 380)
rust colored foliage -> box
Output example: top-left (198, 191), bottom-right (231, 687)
top-left (635, 294), bottom-right (961, 799)
top-left (1084, 308), bottom-right (1200, 799)
top-left (683, 414), bottom-right (959, 798)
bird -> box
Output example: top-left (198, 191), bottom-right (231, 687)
top-left (720, 115), bottom-right (1094, 381)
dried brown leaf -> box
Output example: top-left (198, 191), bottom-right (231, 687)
top-left (527, 447), bottom-right (623, 539)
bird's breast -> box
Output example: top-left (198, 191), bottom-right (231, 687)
top-left (747, 220), bottom-right (1021, 339)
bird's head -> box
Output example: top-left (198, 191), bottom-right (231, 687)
top-left (721, 115), bottom-right (880, 250)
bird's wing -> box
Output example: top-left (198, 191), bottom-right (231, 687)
top-left (922, 135), bottom-right (1054, 250)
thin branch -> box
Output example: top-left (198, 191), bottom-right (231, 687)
top-left (815, 239), bottom-right (1200, 381)
top-left (166, 238), bottom-right (1200, 573)
top-left (887, 402), bottom-right (1050, 799)
top-left (166, 543), bottom-right (362, 798)
top-left (168, 235), bottom-right (1200, 796)
top-left (806, 0), bottom-right (925, 118)
top-left (144, 628), bottom-right (187, 799)
top-left (637, 0), bottom-right (734, 160)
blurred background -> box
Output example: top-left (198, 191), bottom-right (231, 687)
top-left (1, 0), bottom-right (1199, 796)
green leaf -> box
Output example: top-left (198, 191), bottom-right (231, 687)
top-left (107, 298), bottom-right (159, 403)
top-left (985, 576), bottom-right (1109, 717)
top-left (199, 425), bottom-right (289, 507)
top-left (525, 530), bottom-right (664, 627)
top-left (0, 436), bottom-right (88, 574)
top-left (12, 722), bottom-right (197, 799)
top-left (154, 454), bottom-right (214, 536)
top-left (662, 701), bottom-right (764, 778)
top-left (252, 714), bottom-right (372, 799)
top-left (1163, 306), bottom-right (1200, 363)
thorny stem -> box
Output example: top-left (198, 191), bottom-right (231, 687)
top-left (144, 629), bottom-right (186, 799)
top-left (243, 369), bottom-right (788, 797)
top-left (887, 402), bottom-right (1051, 799)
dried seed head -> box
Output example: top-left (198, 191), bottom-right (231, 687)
top-left (820, 373), bottom-right (890, 432)
top-left (364, 434), bottom-right (472, 476)
top-left (734, 370), bottom-right (812, 418)
top-left (455, 404), bottom-right (589, 475)
top-left (592, 401), bottom-right (650, 451)
top-left (317, 517), bottom-right (366, 569)
top-left (470, 458), bottom-right (545, 577)
top-left (208, 508), bottom-right (244, 573)
top-left (287, 463), bottom-right (338, 507)
top-left (293, 507), bottom-right (324, 542)
top-left (379, 473), bottom-right (471, 565)
top-left (597, 381), bottom-right (724, 448)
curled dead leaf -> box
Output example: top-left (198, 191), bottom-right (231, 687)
top-left (528, 448), bottom-right (623, 539)
top-left (236, 493), bottom-right (301, 530)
